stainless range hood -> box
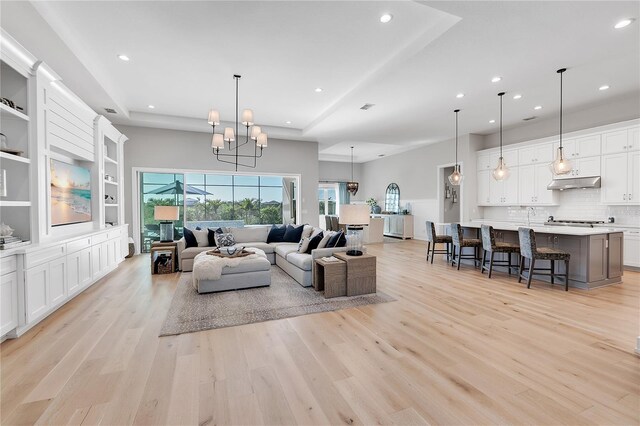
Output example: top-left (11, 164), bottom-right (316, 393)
top-left (547, 176), bottom-right (601, 190)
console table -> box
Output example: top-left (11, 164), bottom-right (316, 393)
top-left (334, 252), bottom-right (377, 296)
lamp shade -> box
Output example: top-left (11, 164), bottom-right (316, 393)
top-left (257, 133), bottom-right (268, 147)
top-left (339, 204), bottom-right (370, 226)
top-left (223, 127), bottom-right (235, 141)
top-left (154, 206), bottom-right (180, 221)
top-left (207, 109), bottom-right (220, 126)
top-left (211, 133), bottom-right (224, 149)
top-left (241, 109), bottom-right (254, 126)
top-left (250, 126), bottom-right (261, 140)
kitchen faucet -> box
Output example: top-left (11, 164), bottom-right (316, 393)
top-left (527, 207), bottom-right (536, 226)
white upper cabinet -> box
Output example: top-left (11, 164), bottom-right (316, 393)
top-left (575, 135), bottom-right (601, 158)
top-left (601, 152), bottom-right (638, 205)
top-left (477, 170), bottom-right (491, 206)
top-left (602, 129), bottom-right (637, 154)
top-left (628, 128), bottom-right (639, 151)
top-left (629, 151), bottom-right (640, 204)
top-left (518, 163), bottom-right (557, 205)
top-left (477, 154), bottom-right (493, 171)
top-left (518, 142), bottom-right (553, 165)
top-left (554, 156), bottom-right (601, 179)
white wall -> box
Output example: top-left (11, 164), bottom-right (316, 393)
top-left (118, 125), bottom-right (320, 236)
top-left (482, 92), bottom-right (640, 149)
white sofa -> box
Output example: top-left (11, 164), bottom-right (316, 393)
top-left (177, 225), bottom-right (348, 287)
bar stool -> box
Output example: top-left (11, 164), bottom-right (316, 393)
top-left (450, 223), bottom-right (482, 270)
top-left (517, 227), bottom-right (571, 291)
top-left (480, 225), bottom-right (520, 278)
top-left (425, 221), bottom-right (452, 264)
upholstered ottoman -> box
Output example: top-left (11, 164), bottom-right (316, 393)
top-left (192, 248), bottom-right (271, 294)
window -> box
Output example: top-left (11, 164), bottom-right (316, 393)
top-left (140, 172), bottom-right (185, 252)
top-left (318, 184), bottom-right (338, 216)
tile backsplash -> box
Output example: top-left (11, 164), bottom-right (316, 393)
top-left (483, 188), bottom-right (640, 225)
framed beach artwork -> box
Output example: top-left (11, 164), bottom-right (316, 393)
top-left (50, 159), bottom-right (92, 226)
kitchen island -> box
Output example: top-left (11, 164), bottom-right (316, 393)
top-left (447, 221), bottom-right (624, 289)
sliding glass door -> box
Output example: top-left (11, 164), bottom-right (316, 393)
top-left (139, 172), bottom-right (185, 252)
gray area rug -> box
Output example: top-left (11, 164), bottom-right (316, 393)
top-left (160, 267), bottom-right (395, 336)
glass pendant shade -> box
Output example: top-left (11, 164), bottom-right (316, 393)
top-left (207, 109), bottom-right (220, 125)
top-left (551, 147), bottom-right (572, 175)
top-left (223, 127), bottom-right (235, 142)
top-left (256, 133), bottom-right (268, 147)
top-left (492, 157), bottom-right (511, 181)
top-left (211, 133), bottom-right (224, 148)
top-left (448, 164), bottom-right (463, 186)
top-left (347, 181), bottom-right (359, 195)
top-left (241, 109), bottom-right (254, 126)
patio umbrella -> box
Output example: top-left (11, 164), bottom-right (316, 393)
top-left (148, 181), bottom-right (212, 196)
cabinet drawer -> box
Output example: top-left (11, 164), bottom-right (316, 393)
top-left (108, 228), bottom-right (121, 239)
top-left (91, 232), bottom-right (109, 245)
top-left (24, 246), bottom-right (66, 269)
top-left (67, 237), bottom-right (93, 254)
top-left (1, 255), bottom-right (17, 275)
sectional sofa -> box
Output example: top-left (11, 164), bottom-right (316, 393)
top-left (177, 225), bottom-right (349, 287)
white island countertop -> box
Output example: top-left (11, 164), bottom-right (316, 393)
top-left (452, 221), bottom-right (625, 236)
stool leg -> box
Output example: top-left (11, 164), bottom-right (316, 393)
top-left (565, 259), bottom-right (570, 291)
top-left (431, 243), bottom-right (436, 264)
top-left (451, 246), bottom-right (456, 267)
top-left (508, 252), bottom-right (512, 275)
top-left (518, 256), bottom-right (525, 283)
top-left (527, 258), bottom-right (535, 289)
top-left (446, 243), bottom-right (450, 261)
top-left (481, 250), bottom-right (486, 274)
top-left (426, 242), bottom-right (431, 261)
top-left (488, 251), bottom-right (495, 278)
top-left (551, 259), bottom-right (555, 284)
top-left (457, 247), bottom-right (462, 270)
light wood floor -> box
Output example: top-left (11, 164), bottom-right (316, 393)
top-left (1, 240), bottom-right (639, 425)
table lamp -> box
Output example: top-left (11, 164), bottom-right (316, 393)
top-left (154, 206), bottom-right (180, 242)
top-left (339, 204), bottom-right (370, 256)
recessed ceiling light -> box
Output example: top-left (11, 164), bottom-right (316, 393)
top-left (314, 87), bottom-right (323, 93)
top-left (285, 120), bottom-right (292, 124)
top-left (599, 85), bottom-right (610, 91)
top-left (614, 18), bottom-right (634, 29)
top-left (491, 76), bottom-right (502, 83)
top-left (380, 14), bottom-right (393, 23)
top-left (534, 105), bottom-right (543, 110)
top-left (148, 105), bottom-right (155, 109)
top-left (489, 119), bottom-right (496, 124)
top-left (118, 54), bottom-right (130, 61)
top-left (513, 94), bottom-right (522, 100)
top-left (456, 93), bottom-right (465, 98)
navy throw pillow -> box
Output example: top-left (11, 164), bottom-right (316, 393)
top-left (207, 227), bottom-right (223, 246)
top-left (283, 224), bottom-right (305, 243)
top-left (326, 230), bottom-right (342, 248)
top-left (305, 232), bottom-right (324, 254)
top-left (267, 225), bottom-right (287, 243)
top-left (335, 231), bottom-right (347, 247)
top-left (183, 227), bottom-right (197, 248)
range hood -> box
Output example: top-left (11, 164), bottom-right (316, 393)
top-left (547, 176), bottom-right (601, 190)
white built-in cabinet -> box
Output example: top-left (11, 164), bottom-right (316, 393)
top-left (0, 256), bottom-right (19, 336)
top-left (476, 120), bottom-right (639, 207)
top-left (624, 230), bottom-right (640, 268)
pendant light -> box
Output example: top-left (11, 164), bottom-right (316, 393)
top-left (346, 146), bottom-right (359, 195)
top-left (551, 68), bottom-right (572, 175)
top-left (448, 109), bottom-right (463, 185)
top-left (492, 92), bottom-right (510, 181)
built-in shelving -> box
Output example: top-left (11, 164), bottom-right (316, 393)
top-left (95, 116), bottom-right (126, 228)
top-left (105, 204), bottom-right (119, 207)
top-left (0, 151), bottom-right (30, 164)
top-left (104, 156), bottom-right (118, 165)
top-left (0, 103), bottom-right (29, 121)
top-left (0, 201), bottom-right (31, 207)
top-left (104, 180), bottom-right (119, 186)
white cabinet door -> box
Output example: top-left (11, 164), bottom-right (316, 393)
top-left (574, 157), bottom-right (600, 177)
top-left (67, 247), bottom-right (92, 295)
top-left (601, 153), bottom-right (628, 204)
top-left (534, 163), bottom-right (555, 205)
top-left (101, 241), bottom-right (109, 273)
top-left (489, 175), bottom-right (503, 205)
top-left (477, 154), bottom-right (493, 171)
top-left (629, 128), bottom-right (639, 151)
top-left (503, 149), bottom-right (519, 167)
top-left (518, 146), bottom-right (537, 165)
top-left (107, 239), bottom-right (119, 268)
top-left (0, 272), bottom-right (18, 336)
top-left (575, 134), bottom-right (601, 158)
top-left (602, 130), bottom-right (628, 154)
top-left (92, 244), bottom-right (104, 279)
top-left (536, 143), bottom-right (554, 163)
top-left (25, 264), bottom-right (49, 323)
top-left (629, 151), bottom-right (640, 204)
top-left (623, 232), bottom-right (640, 267)
top-left (504, 168), bottom-right (519, 204)
top-left (554, 140), bottom-right (576, 159)
top-left (518, 165), bottom-right (535, 204)
top-left (49, 257), bottom-right (67, 307)
top-left (477, 170), bottom-right (491, 205)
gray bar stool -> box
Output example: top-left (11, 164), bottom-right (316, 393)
top-left (451, 223), bottom-right (482, 270)
top-left (480, 225), bottom-right (520, 278)
top-left (517, 227), bottom-right (571, 291)
top-left (425, 221), bottom-right (452, 263)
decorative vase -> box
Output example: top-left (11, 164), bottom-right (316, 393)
top-left (372, 205), bottom-right (382, 214)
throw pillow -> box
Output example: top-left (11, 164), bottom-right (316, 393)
top-left (305, 232), bottom-right (324, 254)
top-left (335, 231), bottom-right (347, 247)
top-left (267, 225), bottom-right (287, 243)
top-left (317, 231), bottom-right (334, 249)
top-left (183, 227), bottom-right (197, 248)
top-left (207, 227), bottom-right (223, 246)
top-left (297, 237), bottom-right (311, 254)
top-left (193, 229), bottom-right (209, 247)
top-left (327, 230), bottom-right (344, 248)
top-left (215, 233), bottom-right (235, 247)
top-left (301, 225), bottom-right (314, 240)
top-left (283, 224), bottom-right (305, 243)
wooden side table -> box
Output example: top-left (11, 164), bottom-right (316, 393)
top-left (150, 241), bottom-right (177, 274)
top-left (314, 257), bottom-right (347, 298)
top-left (334, 252), bottom-right (376, 296)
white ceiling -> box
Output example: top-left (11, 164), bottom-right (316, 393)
top-left (2, 1), bottom-right (639, 163)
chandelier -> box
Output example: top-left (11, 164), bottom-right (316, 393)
top-left (550, 68), bottom-right (572, 176)
top-left (347, 146), bottom-right (359, 195)
top-left (208, 74), bottom-right (267, 171)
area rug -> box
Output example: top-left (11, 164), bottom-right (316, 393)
top-left (160, 267), bottom-right (394, 336)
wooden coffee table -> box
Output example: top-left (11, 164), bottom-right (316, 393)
top-left (314, 257), bottom-right (347, 298)
top-left (334, 252), bottom-right (376, 296)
